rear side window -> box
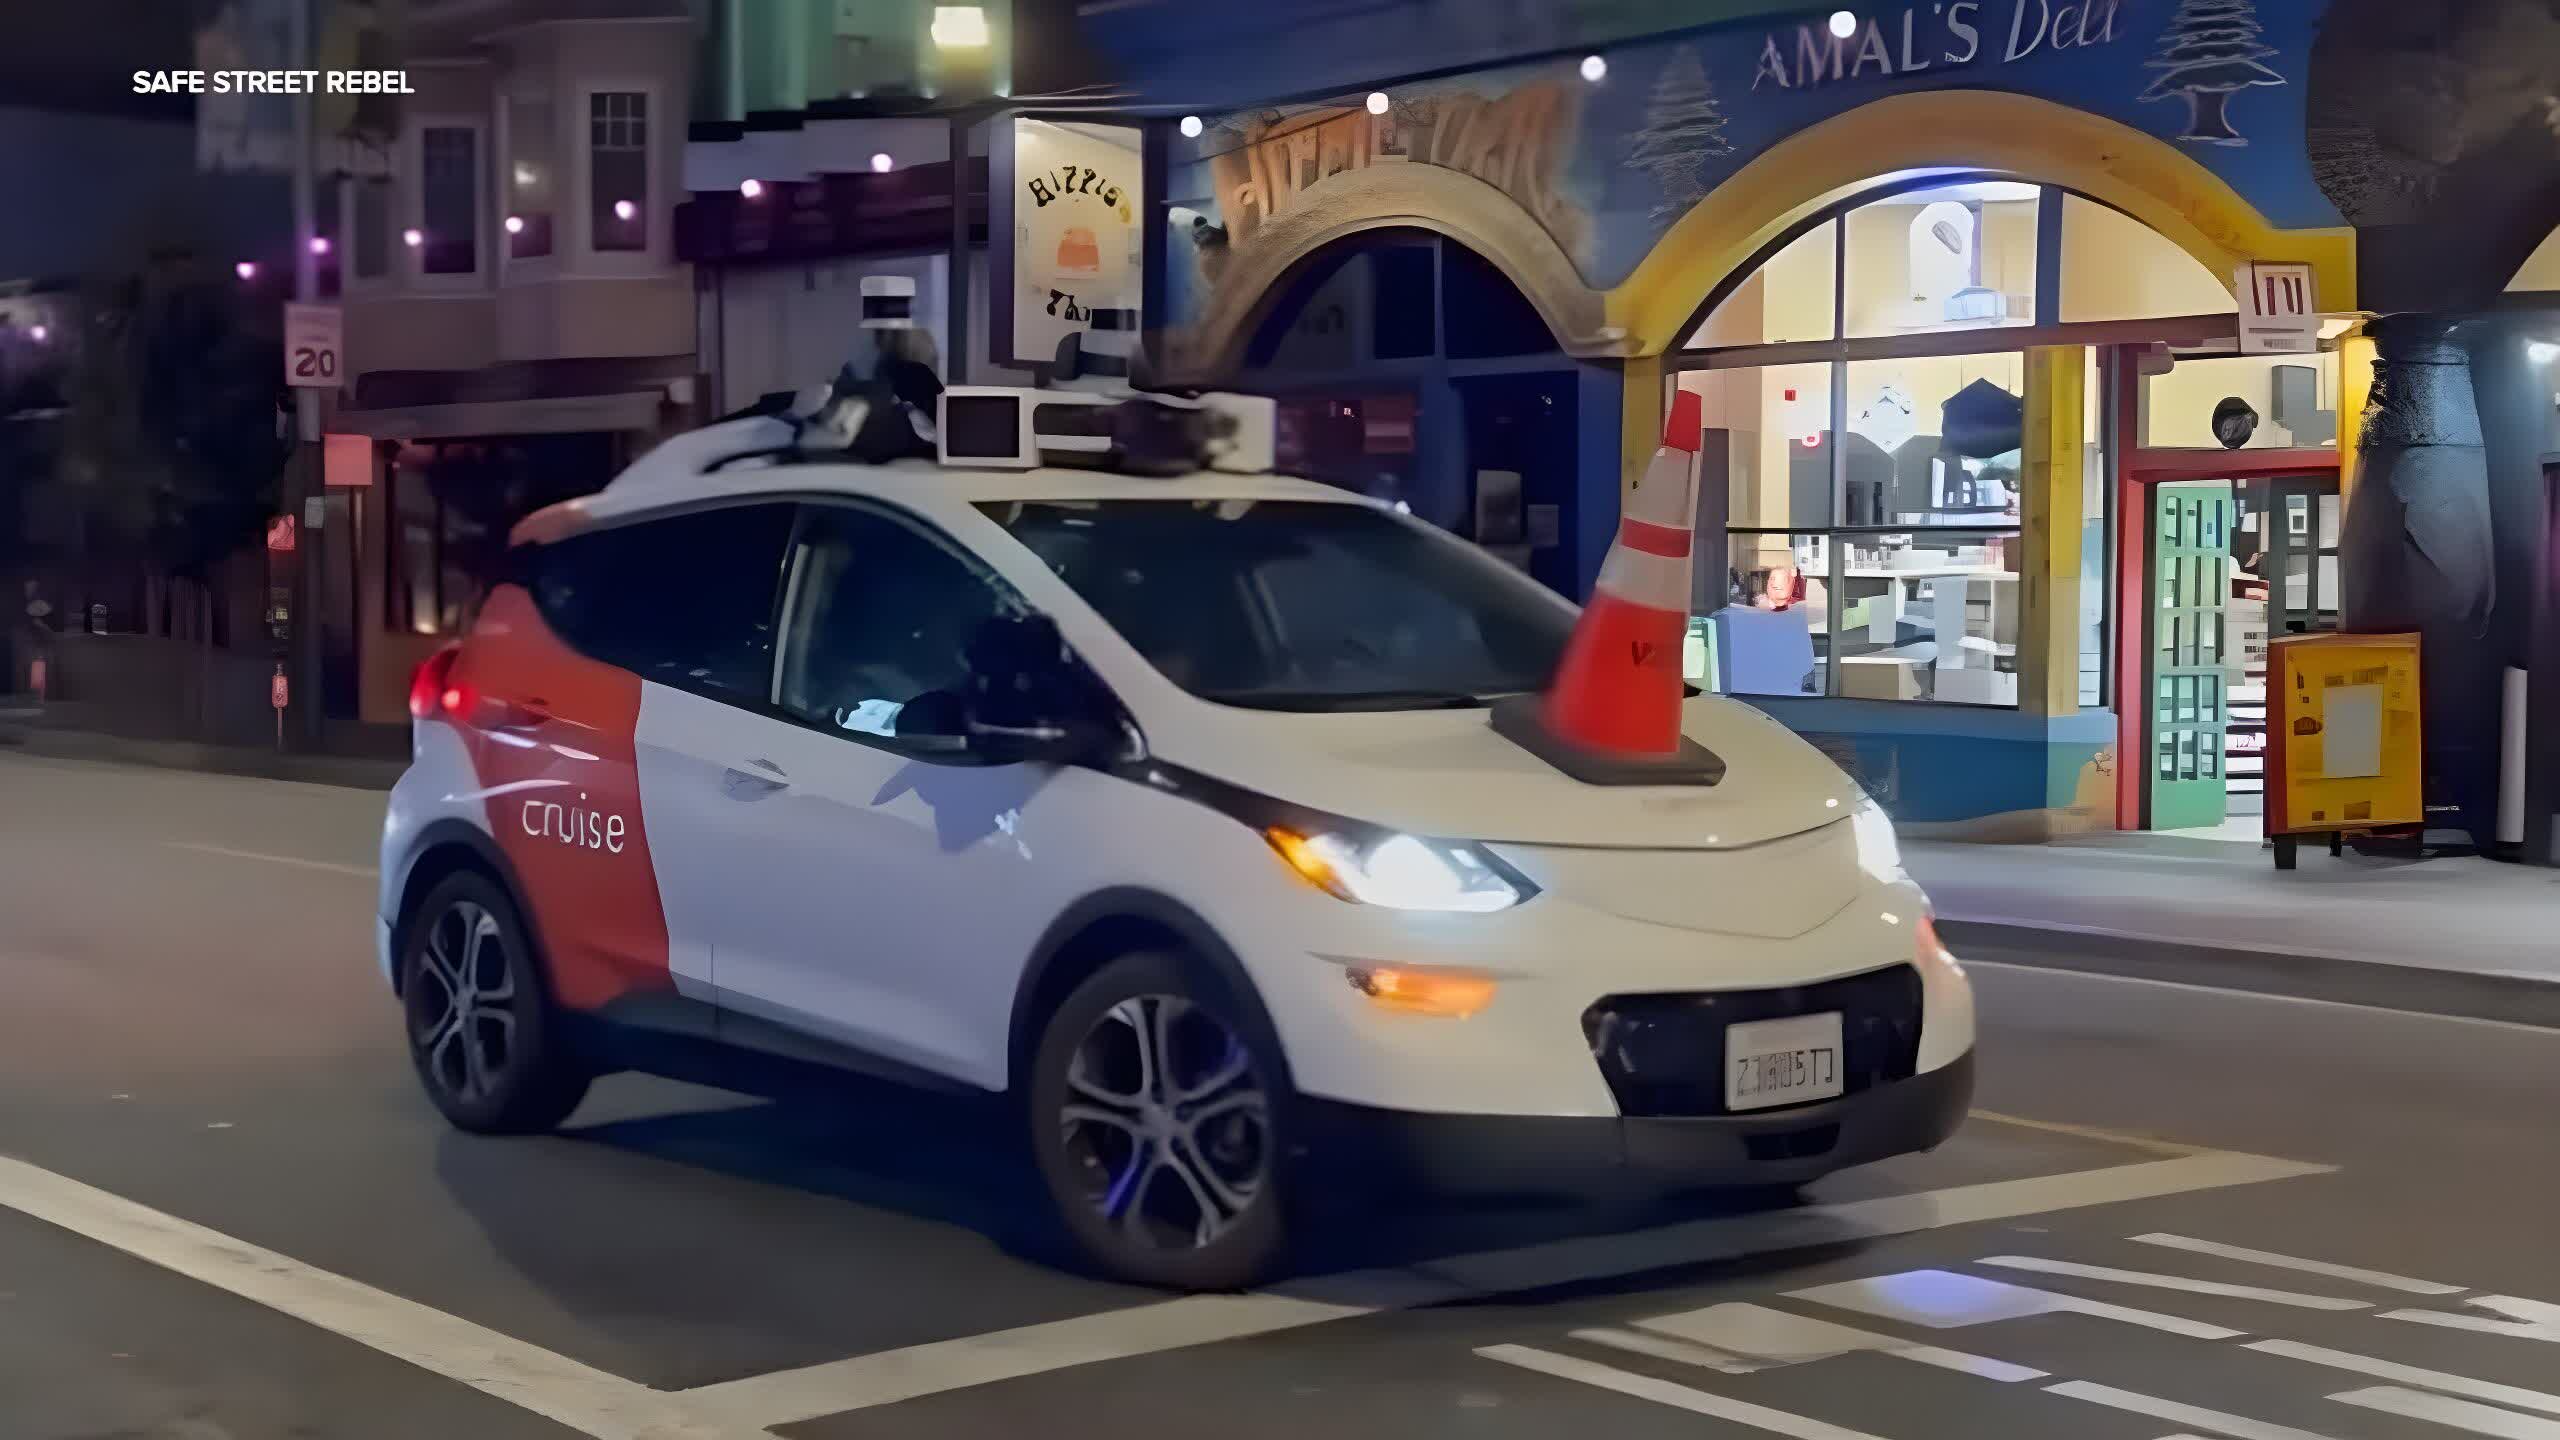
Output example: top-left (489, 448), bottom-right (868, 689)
top-left (775, 503), bottom-right (1025, 741)
top-left (527, 503), bottom-right (794, 699)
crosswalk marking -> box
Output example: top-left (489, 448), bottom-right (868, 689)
top-left (1791, 1269), bottom-right (2243, 1340)
top-left (2384, 1295), bottom-right (2560, 1344)
top-left (2245, 1339), bottom-right (2560, 1417)
top-left (2043, 1380), bottom-right (2344, 1440)
top-left (1478, 1345), bottom-right (1895, 1440)
top-left (2131, 1233), bottom-right (2466, 1295)
top-left (2330, 1386), bottom-right (2560, 1439)
top-left (1481, 1235), bottom-right (2559, 1440)
top-left (1977, 1256), bottom-right (2372, 1311)
top-left (1634, 1302), bottom-right (2045, 1383)
top-left (1573, 1326), bottom-right (1770, 1374)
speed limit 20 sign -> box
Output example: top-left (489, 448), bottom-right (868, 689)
top-left (284, 302), bottom-right (344, 389)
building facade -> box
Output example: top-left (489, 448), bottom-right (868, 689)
top-left (323, 0), bottom-right (707, 727)
top-left (1074, 0), bottom-right (2560, 853)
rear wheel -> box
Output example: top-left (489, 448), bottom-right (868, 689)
top-left (1028, 951), bottom-right (1288, 1290)
top-left (399, 871), bottom-right (590, 1134)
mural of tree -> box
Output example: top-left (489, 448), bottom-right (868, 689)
top-left (1626, 45), bottom-right (1730, 221)
top-left (2143, 0), bottom-right (2286, 146)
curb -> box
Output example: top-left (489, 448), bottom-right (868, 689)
top-left (0, 726), bottom-right (402, 791)
top-left (1935, 917), bottom-right (2560, 1031)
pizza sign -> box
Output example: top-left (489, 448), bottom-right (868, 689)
top-left (1011, 121), bottom-right (1142, 362)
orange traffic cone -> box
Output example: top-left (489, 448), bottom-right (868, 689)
top-left (1492, 389), bottom-right (1725, 785)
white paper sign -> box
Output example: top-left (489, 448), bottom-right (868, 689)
top-left (2320, 683), bottom-right (2384, 778)
top-left (2236, 261), bottom-right (2317, 355)
top-left (1011, 119), bottom-right (1143, 367)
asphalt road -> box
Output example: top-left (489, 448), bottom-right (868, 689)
top-left (2, 750), bottom-right (2555, 1440)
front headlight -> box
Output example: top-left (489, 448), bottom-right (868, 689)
top-left (1850, 797), bottom-right (1905, 884)
top-left (1266, 828), bottom-right (1530, 913)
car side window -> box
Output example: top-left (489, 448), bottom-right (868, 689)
top-left (529, 503), bottom-right (794, 699)
top-left (775, 504), bottom-right (1023, 745)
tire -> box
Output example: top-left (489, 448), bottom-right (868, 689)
top-left (1027, 950), bottom-right (1290, 1290)
top-left (398, 870), bottom-right (591, 1135)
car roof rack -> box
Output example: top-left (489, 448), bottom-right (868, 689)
top-left (616, 300), bottom-right (1277, 492)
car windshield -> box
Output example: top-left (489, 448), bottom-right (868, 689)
top-left (977, 499), bottom-right (1575, 711)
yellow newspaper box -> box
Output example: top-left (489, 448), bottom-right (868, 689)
top-left (2264, 631), bottom-right (2423, 869)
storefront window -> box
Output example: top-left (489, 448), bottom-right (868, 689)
top-left (1687, 221), bottom-right (1836, 348)
top-left (1702, 532), bottom-right (1829, 699)
top-left (1682, 353), bottom-right (2027, 707)
top-left (1832, 531), bottom-right (2020, 705)
top-left (1843, 181), bottom-right (2038, 339)
top-left (2059, 194), bottom-right (2231, 322)
top-left (1841, 353), bottom-right (2026, 527)
top-left (1679, 363), bottom-right (1831, 531)
top-left (2143, 352), bottom-right (2342, 451)
top-left (1664, 175), bottom-right (2325, 712)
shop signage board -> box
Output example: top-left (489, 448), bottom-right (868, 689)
top-left (994, 118), bottom-right (1145, 371)
top-left (1162, 0), bottom-right (2337, 348)
top-left (2236, 261), bottom-right (2318, 354)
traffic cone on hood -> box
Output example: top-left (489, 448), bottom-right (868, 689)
top-left (1491, 389), bottom-right (1725, 785)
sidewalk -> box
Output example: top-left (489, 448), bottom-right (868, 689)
top-left (1911, 831), bottom-right (2560, 1024)
top-left (0, 698), bottom-right (404, 790)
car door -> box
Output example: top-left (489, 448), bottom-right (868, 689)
top-left (538, 502), bottom-right (799, 1023)
top-left (700, 498), bottom-right (1080, 1091)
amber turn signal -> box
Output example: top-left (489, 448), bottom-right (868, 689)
top-left (1346, 965), bottom-right (1497, 1019)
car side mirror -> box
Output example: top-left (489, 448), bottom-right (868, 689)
top-left (960, 613), bottom-right (1113, 766)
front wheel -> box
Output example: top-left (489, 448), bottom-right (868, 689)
top-left (399, 871), bottom-right (590, 1134)
top-left (1027, 951), bottom-right (1289, 1290)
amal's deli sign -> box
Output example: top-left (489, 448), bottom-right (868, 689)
top-left (1753, 0), bottom-right (2125, 90)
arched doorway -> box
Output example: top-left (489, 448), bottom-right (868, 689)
top-left (1662, 175), bottom-right (2348, 837)
top-left (1236, 227), bottom-right (1616, 599)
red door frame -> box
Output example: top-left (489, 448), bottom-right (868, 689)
top-left (2106, 348), bottom-right (2344, 830)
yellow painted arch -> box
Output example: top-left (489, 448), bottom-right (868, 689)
top-left (1607, 89), bottom-right (2356, 355)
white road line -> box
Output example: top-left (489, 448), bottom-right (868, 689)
top-left (2331, 1386), bottom-right (2560, 1439)
top-left (1572, 1326), bottom-right (1769, 1374)
top-left (2045, 1380), bottom-right (2343, 1440)
top-left (2246, 1340), bottom-right (2560, 1418)
top-left (1633, 1302), bottom-right (2045, 1382)
top-left (1969, 1109), bottom-right (2197, 1157)
top-left (1478, 1345), bottom-right (1894, 1440)
top-left (2133, 1233), bottom-right (2466, 1295)
top-left (691, 1147), bottom-right (2327, 1426)
top-left (1960, 958), bottom-right (2560, 1037)
top-left (1978, 1256), bottom-right (2370, 1311)
top-left (1379, 1150), bottom-right (2330, 1303)
top-left (0, 1153), bottom-right (764, 1440)
top-left (1792, 1269), bottom-right (2244, 1341)
top-left (680, 1294), bottom-right (1369, 1425)
top-left (2383, 1295), bottom-right (2560, 1343)
top-left (161, 840), bottom-right (377, 878)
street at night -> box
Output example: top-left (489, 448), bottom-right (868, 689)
top-left (12, 2), bottom-right (2560, 1437)
top-left (3, 750), bottom-right (2553, 1440)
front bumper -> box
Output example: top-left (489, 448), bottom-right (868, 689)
top-left (1296, 1049), bottom-right (1974, 1195)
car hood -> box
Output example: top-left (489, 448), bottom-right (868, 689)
top-left (1148, 695), bottom-right (1859, 850)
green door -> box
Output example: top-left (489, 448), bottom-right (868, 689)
top-left (2150, 481), bottom-right (2234, 830)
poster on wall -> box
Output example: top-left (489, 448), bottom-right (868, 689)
top-left (995, 118), bottom-right (1145, 372)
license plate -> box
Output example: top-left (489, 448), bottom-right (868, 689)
top-left (1724, 1012), bottom-right (1845, 1112)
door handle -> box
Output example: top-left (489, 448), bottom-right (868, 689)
top-left (721, 758), bottom-right (790, 799)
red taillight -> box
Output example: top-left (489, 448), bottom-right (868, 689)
top-left (409, 644), bottom-right (464, 721)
